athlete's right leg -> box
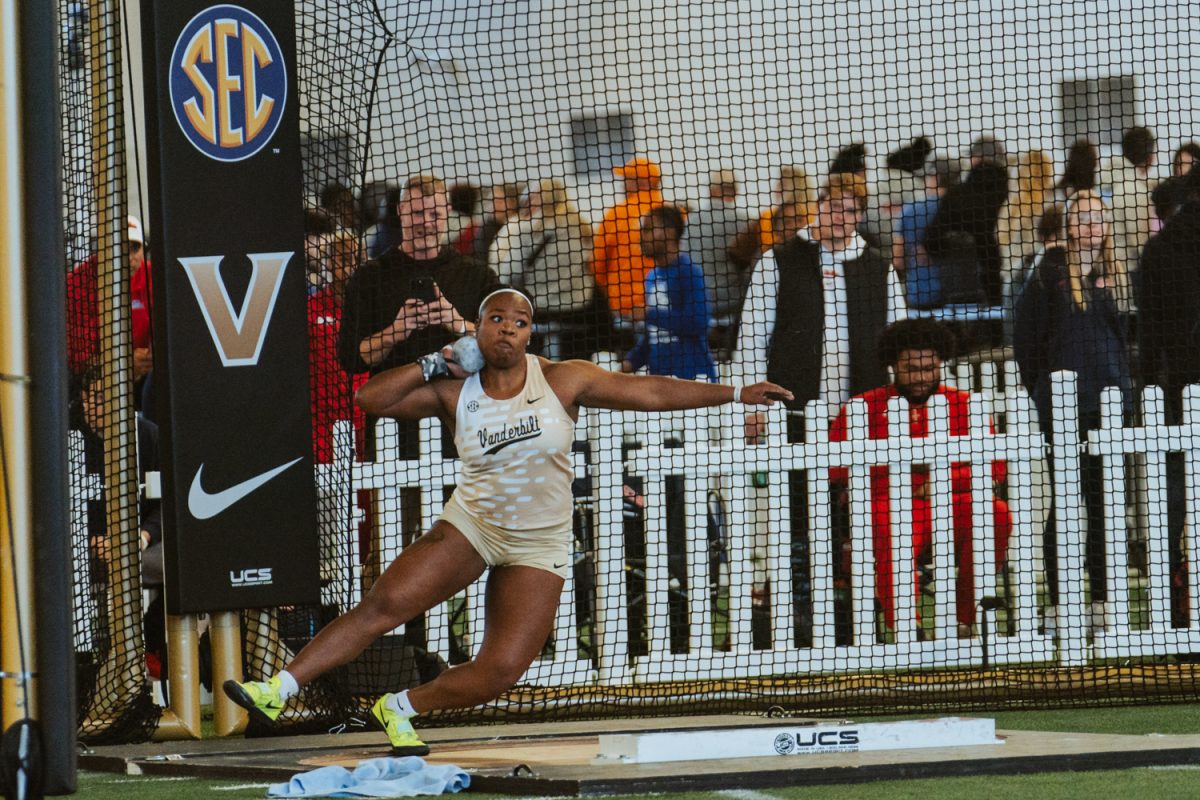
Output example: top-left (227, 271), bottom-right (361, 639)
top-left (288, 521), bottom-right (487, 684)
top-left (224, 520), bottom-right (486, 723)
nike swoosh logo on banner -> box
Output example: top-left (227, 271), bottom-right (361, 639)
top-left (187, 457), bottom-right (304, 520)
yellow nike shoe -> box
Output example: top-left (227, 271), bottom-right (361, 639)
top-left (223, 676), bottom-right (286, 725)
top-left (370, 694), bottom-right (430, 756)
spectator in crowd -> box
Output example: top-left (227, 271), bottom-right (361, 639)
top-left (447, 182), bottom-right (483, 255)
top-left (307, 229), bottom-right (371, 583)
top-left (363, 185), bottom-right (403, 259)
top-left (829, 319), bottom-right (1011, 638)
top-left (742, 164), bottom-right (815, 257)
top-left (861, 136), bottom-right (933, 251)
top-left (338, 174), bottom-right (499, 381)
top-left (1099, 126), bottom-right (1157, 314)
top-left (494, 178), bottom-right (607, 360)
top-left (309, 230), bottom-right (367, 464)
top-left (1171, 141), bottom-right (1200, 177)
top-left (476, 182), bottom-right (524, 264)
top-left (590, 156), bottom-right (666, 321)
top-left (66, 215), bottom-right (154, 411)
top-left (621, 205), bottom-right (716, 381)
top-left (735, 170), bottom-right (907, 425)
top-left (924, 135), bottom-right (1010, 304)
top-left (1014, 189), bottom-right (1133, 632)
top-left (303, 207), bottom-right (339, 292)
top-left (684, 168), bottom-right (755, 352)
top-left (997, 150), bottom-right (1055, 329)
top-left (736, 168), bottom-right (905, 648)
top-left (320, 182), bottom-right (359, 233)
top-left (1138, 168), bottom-right (1200, 626)
top-left (894, 155), bottom-right (961, 309)
top-left (1057, 138), bottom-right (1099, 198)
top-left (74, 368), bottom-right (165, 677)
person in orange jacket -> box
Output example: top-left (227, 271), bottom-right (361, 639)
top-left (590, 156), bottom-right (666, 320)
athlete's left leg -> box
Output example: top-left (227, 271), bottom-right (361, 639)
top-left (407, 564), bottom-right (564, 712)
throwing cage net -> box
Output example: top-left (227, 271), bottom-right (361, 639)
top-left (63, 0), bottom-right (1200, 743)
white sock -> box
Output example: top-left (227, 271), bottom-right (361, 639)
top-left (387, 689), bottom-right (418, 719)
top-left (276, 670), bottom-right (300, 701)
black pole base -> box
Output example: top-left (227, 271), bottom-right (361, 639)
top-left (1, 719), bottom-right (44, 800)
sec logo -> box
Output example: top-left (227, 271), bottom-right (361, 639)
top-left (169, 5), bottom-right (287, 162)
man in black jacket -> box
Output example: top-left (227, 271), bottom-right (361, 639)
top-left (735, 171), bottom-right (907, 424)
top-left (338, 174), bottom-right (499, 379)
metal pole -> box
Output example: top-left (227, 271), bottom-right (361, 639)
top-left (210, 612), bottom-right (247, 736)
top-left (19, 0), bottom-right (77, 791)
top-left (0, 0), bottom-right (37, 731)
top-left (153, 615), bottom-right (200, 740)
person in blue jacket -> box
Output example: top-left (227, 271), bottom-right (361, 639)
top-left (621, 205), bottom-right (717, 381)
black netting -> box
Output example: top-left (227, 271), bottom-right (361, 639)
top-left (61, 0), bottom-right (161, 742)
top-left (67, 1), bottom-right (1200, 744)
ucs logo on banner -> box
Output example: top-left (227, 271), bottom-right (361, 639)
top-left (169, 4), bottom-right (287, 162)
top-left (230, 567), bottom-right (273, 587)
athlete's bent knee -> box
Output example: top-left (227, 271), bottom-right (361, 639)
top-left (477, 654), bottom-right (535, 693)
top-left (354, 592), bottom-right (408, 634)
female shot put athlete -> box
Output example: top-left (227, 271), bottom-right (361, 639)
top-left (225, 288), bottom-right (791, 754)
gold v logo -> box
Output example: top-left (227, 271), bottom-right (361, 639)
top-left (179, 252), bottom-right (293, 367)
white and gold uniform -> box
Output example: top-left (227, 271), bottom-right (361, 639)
top-left (438, 355), bottom-right (576, 577)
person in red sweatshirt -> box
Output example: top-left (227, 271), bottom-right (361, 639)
top-left (830, 319), bottom-right (1011, 637)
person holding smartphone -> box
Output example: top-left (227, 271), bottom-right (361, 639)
top-left (338, 174), bottom-right (501, 382)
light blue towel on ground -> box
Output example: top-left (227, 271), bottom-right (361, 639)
top-left (267, 756), bottom-right (471, 797)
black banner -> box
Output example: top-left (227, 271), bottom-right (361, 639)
top-left (142, 1), bottom-right (320, 612)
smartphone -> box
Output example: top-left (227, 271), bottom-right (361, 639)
top-left (411, 276), bottom-right (437, 303)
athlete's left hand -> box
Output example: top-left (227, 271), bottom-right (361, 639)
top-left (440, 344), bottom-right (470, 379)
top-left (739, 381), bottom-right (794, 405)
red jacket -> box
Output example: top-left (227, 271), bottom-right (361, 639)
top-left (66, 255), bottom-right (153, 375)
top-left (308, 285), bottom-right (367, 464)
top-left (829, 384), bottom-right (1011, 629)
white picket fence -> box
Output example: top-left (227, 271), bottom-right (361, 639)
top-left (71, 365), bottom-right (1200, 687)
top-left (307, 368), bottom-right (1200, 686)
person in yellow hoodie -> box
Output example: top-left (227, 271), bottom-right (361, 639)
top-left (590, 156), bottom-right (665, 320)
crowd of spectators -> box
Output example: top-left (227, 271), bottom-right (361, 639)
top-left (67, 122), bottom-right (1200, 648)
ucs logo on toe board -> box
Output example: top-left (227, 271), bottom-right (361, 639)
top-left (169, 4), bottom-right (287, 162)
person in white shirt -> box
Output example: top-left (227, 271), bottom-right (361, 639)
top-left (735, 171), bottom-right (908, 436)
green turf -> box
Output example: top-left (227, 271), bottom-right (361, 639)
top-left (75, 766), bottom-right (1200, 799)
top-left (990, 704), bottom-right (1200, 736)
top-left (73, 704), bottom-right (1200, 798)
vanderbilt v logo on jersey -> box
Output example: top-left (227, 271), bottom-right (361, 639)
top-left (179, 251), bottom-right (293, 366)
